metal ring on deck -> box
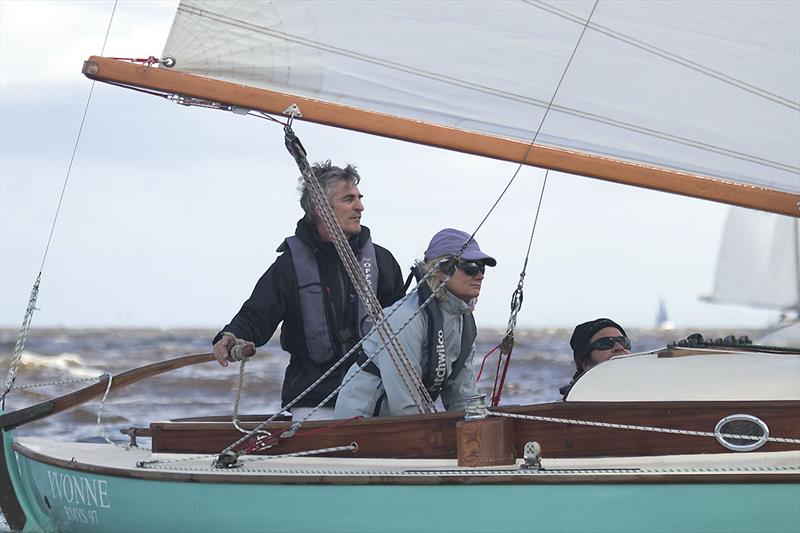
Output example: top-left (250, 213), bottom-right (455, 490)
top-left (714, 414), bottom-right (769, 452)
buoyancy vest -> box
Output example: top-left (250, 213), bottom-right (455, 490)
top-left (358, 266), bottom-right (477, 401)
top-left (286, 235), bottom-right (379, 365)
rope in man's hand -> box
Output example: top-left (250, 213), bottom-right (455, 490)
top-left (214, 332), bottom-right (256, 366)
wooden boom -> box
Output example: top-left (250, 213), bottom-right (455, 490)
top-left (82, 56), bottom-right (799, 217)
top-left (0, 352), bottom-right (215, 430)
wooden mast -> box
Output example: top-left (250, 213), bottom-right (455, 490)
top-left (83, 56), bottom-right (799, 218)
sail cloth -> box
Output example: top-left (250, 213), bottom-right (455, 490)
top-left (162, 1), bottom-right (799, 195)
top-left (706, 208), bottom-right (800, 311)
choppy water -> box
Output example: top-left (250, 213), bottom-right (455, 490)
top-left (0, 326), bottom-right (771, 531)
top-left (1, 326), bottom-right (769, 442)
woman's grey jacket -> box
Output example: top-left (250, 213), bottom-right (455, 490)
top-left (335, 289), bottom-right (478, 417)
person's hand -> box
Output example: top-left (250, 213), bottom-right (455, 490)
top-left (213, 334), bottom-right (234, 367)
top-left (213, 333), bottom-right (256, 367)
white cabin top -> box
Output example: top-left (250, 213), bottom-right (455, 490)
top-left (566, 350), bottom-right (800, 402)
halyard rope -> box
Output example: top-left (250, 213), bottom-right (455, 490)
top-left (285, 126), bottom-right (436, 413)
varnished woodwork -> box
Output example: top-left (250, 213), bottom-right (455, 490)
top-left (149, 401), bottom-right (800, 459)
top-left (457, 417), bottom-right (516, 467)
top-left (0, 353), bottom-right (215, 430)
top-left (82, 56), bottom-right (799, 217)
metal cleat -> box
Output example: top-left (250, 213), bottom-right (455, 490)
top-left (463, 394), bottom-right (488, 421)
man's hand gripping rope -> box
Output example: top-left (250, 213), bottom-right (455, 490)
top-left (214, 332), bottom-right (256, 367)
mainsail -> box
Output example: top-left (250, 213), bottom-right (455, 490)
top-left (85, 0), bottom-right (799, 215)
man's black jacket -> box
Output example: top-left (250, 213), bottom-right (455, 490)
top-left (214, 219), bottom-right (405, 407)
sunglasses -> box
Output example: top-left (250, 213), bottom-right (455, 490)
top-left (457, 261), bottom-right (486, 276)
top-left (588, 335), bottom-right (631, 352)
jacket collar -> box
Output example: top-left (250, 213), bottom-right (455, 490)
top-left (440, 288), bottom-right (472, 315)
top-left (278, 217), bottom-right (371, 254)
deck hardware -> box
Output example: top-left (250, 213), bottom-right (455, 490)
top-left (161, 55), bottom-right (176, 68)
top-left (521, 441), bottom-right (542, 470)
top-left (123, 427), bottom-right (139, 447)
top-left (281, 422), bottom-right (302, 439)
top-left (214, 450), bottom-right (243, 469)
top-left (283, 104), bottom-right (302, 118)
top-left (715, 414), bottom-right (769, 452)
top-left (84, 61), bottom-right (99, 75)
top-left (464, 394), bottom-right (488, 421)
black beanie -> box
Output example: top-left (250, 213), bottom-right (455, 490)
top-left (569, 318), bottom-right (627, 369)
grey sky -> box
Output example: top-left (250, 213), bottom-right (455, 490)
top-left (0, 0), bottom-right (784, 330)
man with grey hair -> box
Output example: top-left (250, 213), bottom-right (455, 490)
top-left (212, 161), bottom-right (404, 418)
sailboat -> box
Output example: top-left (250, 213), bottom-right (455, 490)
top-left (704, 206), bottom-right (800, 346)
top-left (655, 298), bottom-right (674, 330)
top-left (2, 1), bottom-right (799, 532)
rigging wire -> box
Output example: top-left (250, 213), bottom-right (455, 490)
top-left (473, 0), bottom-right (600, 407)
top-left (40, 1), bottom-right (118, 272)
top-left (2, 1), bottom-right (119, 407)
top-left (210, 268), bottom-right (453, 466)
top-left (176, 3), bottom-right (799, 176)
top-left (468, 0), bottom-right (599, 243)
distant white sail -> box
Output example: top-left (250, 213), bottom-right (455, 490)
top-left (705, 208), bottom-right (800, 311)
top-left (161, 1), bottom-right (800, 196)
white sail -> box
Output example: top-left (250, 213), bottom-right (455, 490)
top-left (161, 0), bottom-right (800, 196)
top-left (705, 208), bottom-right (800, 311)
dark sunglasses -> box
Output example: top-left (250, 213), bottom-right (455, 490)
top-left (457, 261), bottom-right (485, 276)
top-left (588, 336), bottom-right (631, 352)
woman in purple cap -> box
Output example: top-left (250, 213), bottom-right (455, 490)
top-left (335, 228), bottom-right (496, 417)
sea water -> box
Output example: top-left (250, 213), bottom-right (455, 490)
top-left (0, 326), bottom-right (767, 531)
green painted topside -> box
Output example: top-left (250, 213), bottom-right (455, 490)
top-left (11, 452), bottom-right (800, 533)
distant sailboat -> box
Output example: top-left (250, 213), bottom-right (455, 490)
top-left (704, 208), bottom-right (800, 312)
top-left (703, 207), bottom-right (800, 346)
top-left (655, 298), bottom-right (675, 330)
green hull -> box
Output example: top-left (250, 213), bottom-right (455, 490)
top-left (11, 451), bottom-right (800, 533)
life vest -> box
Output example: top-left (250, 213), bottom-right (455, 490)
top-left (285, 235), bottom-right (379, 365)
top-left (357, 265), bottom-right (477, 401)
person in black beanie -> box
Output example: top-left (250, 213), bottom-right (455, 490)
top-left (559, 318), bottom-right (632, 399)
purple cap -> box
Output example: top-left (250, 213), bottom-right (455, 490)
top-left (424, 228), bottom-right (496, 266)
